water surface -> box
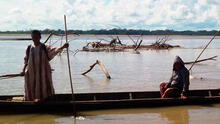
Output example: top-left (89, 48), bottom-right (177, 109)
top-left (0, 35), bottom-right (220, 94)
top-left (0, 104), bottom-right (219, 124)
top-left (0, 34), bottom-right (220, 124)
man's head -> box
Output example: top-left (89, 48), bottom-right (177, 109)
top-left (174, 62), bottom-right (182, 70)
top-left (173, 56), bottom-right (184, 71)
top-left (31, 30), bottom-right (41, 43)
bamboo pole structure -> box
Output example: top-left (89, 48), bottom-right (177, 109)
top-left (64, 15), bottom-right (75, 101)
top-left (135, 40), bottom-right (143, 51)
top-left (44, 33), bottom-right (79, 44)
top-left (189, 31), bottom-right (220, 71)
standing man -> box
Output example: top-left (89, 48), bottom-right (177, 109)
top-left (21, 30), bottom-right (69, 101)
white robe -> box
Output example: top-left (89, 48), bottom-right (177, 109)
top-left (24, 43), bottom-right (61, 101)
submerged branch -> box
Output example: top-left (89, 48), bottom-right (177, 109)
top-left (82, 60), bottom-right (111, 79)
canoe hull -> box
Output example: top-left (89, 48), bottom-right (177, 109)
top-left (0, 89), bottom-right (219, 114)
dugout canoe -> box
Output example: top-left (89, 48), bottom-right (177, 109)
top-left (0, 89), bottom-right (220, 114)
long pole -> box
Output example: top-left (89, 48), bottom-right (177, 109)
top-left (189, 30), bottom-right (220, 71)
top-left (64, 15), bottom-right (75, 101)
top-left (44, 33), bottom-right (54, 43)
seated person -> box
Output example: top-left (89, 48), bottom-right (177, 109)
top-left (160, 56), bottom-right (190, 98)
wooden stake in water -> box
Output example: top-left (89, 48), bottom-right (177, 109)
top-left (64, 15), bottom-right (75, 101)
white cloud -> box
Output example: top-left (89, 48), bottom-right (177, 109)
top-left (0, 0), bottom-right (220, 31)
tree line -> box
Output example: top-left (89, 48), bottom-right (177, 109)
top-left (0, 29), bottom-right (218, 35)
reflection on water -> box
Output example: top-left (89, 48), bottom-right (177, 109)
top-left (80, 106), bottom-right (191, 124)
top-left (0, 104), bottom-right (220, 124)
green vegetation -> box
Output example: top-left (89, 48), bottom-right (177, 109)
top-left (0, 29), bottom-right (218, 35)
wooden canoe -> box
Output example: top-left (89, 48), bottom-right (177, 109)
top-left (0, 89), bottom-right (220, 114)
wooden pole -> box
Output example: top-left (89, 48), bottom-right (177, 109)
top-left (0, 73), bottom-right (23, 80)
top-left (189, 30), bottom-right (220, 71)
top-left (64, 15), bottom-right (75, 101)
top-left (0, 38), bottom-right (32, 40)
top-left (81, 61), bottom-right (99, 75)
top-left (44, 33), bottom-right (54, 43)
top-left (44, 33), bottom-right (79, 44)
top-left (97, 60), bottom-right (111, 79)
top-left (0, 73), bottom-right (23, 78)
top-left (82, 60), bottom-right (111, 79)
top-left (184, 56), bottom-right (217, 65)
top-left (134, 40), bottom-right (143, 51)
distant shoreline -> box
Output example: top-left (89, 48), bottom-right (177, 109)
top-left (1, 34), bottom-right (219, 41)
top-left (0, 33), bottom-right (219, 37)
top-left (1, 34), bottom-right (220, 41)
top-left (0, 29), bottom-right (219, 36)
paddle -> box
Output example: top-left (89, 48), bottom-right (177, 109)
top-left (0, 73), bottom-right (23, 80)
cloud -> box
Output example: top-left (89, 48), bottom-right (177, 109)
top-left (0, 0), bottom-right (220, 31)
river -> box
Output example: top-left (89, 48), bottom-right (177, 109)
top-left (0, 34), bottom-right (219, 124)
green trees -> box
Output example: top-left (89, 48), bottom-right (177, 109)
top-left (0, 29), bottom-right (218, 35)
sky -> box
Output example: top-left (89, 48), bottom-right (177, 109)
top-left (0, 0), bottom-right (220, 31)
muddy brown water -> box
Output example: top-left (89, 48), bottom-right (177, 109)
top-left (0, 34), bottom-right (220, 124)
